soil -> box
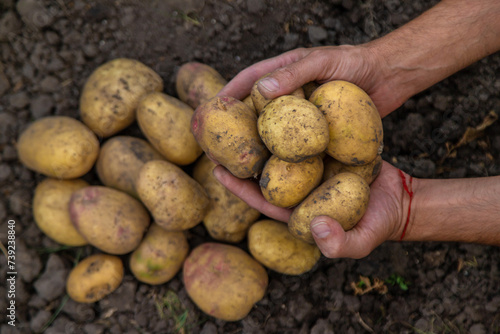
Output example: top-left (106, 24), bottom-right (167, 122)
top-left (1, 0), bottom-right (500, 333)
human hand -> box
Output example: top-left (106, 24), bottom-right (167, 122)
top-left (213, 161), bottom-right (407, 259)
top-left (217, 45), bottom-right (403, 118)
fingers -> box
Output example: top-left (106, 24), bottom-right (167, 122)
top-left (213, 165), bottom-right (292, 222)
top-left (310, 216), bottom-right (378, 259)
top-left (217, 48), bottom-right (309, 100)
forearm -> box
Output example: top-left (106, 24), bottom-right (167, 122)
top-left (368, 0), bottom-right (500, 106)
top-left (402, 176), bottom-right (500, 245)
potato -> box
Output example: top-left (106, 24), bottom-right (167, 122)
top-left (260, 155), bottom-right (323, 208)
top-left (96, 136), bottom-right (164, 198)
top-left (17, 116), bottom-right (99, 179)
top-left (183, 243), bottom-right (268, 321)
top-left (323, 154), bottom-right (383, 185)
top-left (136, 160), bottom-right (209, 231)
top-left (242, 95), bottom-right (257, 115)
top-left (258, 95), bottom-right (329, 162)
top-left (248, 220), bottom-right (321, 275)
top-left (251, 73), bottom-right (305, 114)
top-left (33, 178), bottom-right (89, 246)
top-left (289, 172), bottom-right (370, 244)
top-left (193, 154), bottom-right (260, 243)
top-left (309, 80), bottom-right (383, 165)
top-left (191, 96), bottom-right (270, 178)
top-left (80, 58), bottom-right (163, 138)
top-left (130, 223), bottom-right (189, 285)
top-left (175, 62), bottom-right (226, 109)
top-left (67, 254), bottom-right (124, 303)
top-left (137, 92), bottom-right (203, 165)
top-left (69, 186), bottom-right (150, 254)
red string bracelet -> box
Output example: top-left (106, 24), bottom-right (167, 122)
top-left (398, 170), bottom-right (413, 241)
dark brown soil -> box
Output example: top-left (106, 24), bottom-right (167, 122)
top-left (1, 0), bottom-right (500, 333)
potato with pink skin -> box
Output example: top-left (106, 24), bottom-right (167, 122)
top-left (176, 62), bottom-right (227, 109)
top-left (183, 243), bottom-right (268, 321)
top-left (191, 96), bottom-right (270, 178)
top-left (69, 186), bottom-right (150, 254)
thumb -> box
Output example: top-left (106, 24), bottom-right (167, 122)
top-left (310, 216), bottom-right (373, 259)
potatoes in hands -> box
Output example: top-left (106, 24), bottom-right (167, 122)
top-left (69, 186), bottom-right (150, 254)
top-left (183, 243), bottom-right (268, 321)
top-left (258, 95), bottom-right (329, 163)
top-left (323, 154), bottom-right (383, 185)
top-left (309, 80), bottom-right (383, 165)
top-left (136, 160), bottom-right (209, 231)
top-left (17, 116), bottom-right (99, 179)
top-left (66, 254), bottom-right (124, 303)
top-left (33, 178), bottom-right (89, 246)
top-left (137, 92), bottom-right (202, 165)
top-left (193, 154), bottom-right (260, 243)
top-left (289, 172), bottom-right (370, 244)
top-left (96, 136), bottom-right (164, 197)
top-left (260, 155), bottom-right (323, 208)
top-left (80, 58), bottom-right (163, 137)
top-left (176, 62), bottom-right (226, 109)
top-left (248, 220), bottom-right (321, 275)
top-left (191, 96), bottom-right (270, 178)
top-left (130, 223), bottom-right (189, 285)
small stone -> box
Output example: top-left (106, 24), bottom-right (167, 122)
top-left (414, 318), bottom-right (429, 331)
top-left (289, 295), bottom-right (312, 322)
top-left (9, 91), bottom-right (30, 108)
top-left (247, 0), bottom-right (266, 14)
top-left (343, 295), bottom-right (360, 312)
top-left (412, 159), bottom-right (436, 178)
top-left (99, 279), bottom-right (137, 312)
top-left (308, 26), bottom-right (328, 44)
top-left (30, 94), bottom-right (54, 118)
top-left (63, 298), bottom-right (95, 322)
top-left (485, 296), bottom-right (500, 312)
top-left (46, 57), bottom-right (65, 72)
top-left (8, 189), bottom-right (30, 216)
top-left (30, 310), bottom-right (52, 333)
top-left (83, 44), bottom-right (98, 58)
top-left (84, 323), bottom-right (105, 334)
top-left (45, 30), bottom-right (60, 45)
top-left (17, 240), bottom-right (43, 283)
top-left (311, 318), bottom-right (334, 334)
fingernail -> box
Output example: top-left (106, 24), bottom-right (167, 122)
top-left (258, 77), bottom-right (279, 92)
top-left (311, 221), bottom-right (331, 239)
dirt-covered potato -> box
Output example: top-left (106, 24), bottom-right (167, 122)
top-left (191, 96), bottom-right (270, 178)
top-left (309, 80), bottom-right (383, 165)
top-left (137, 92), bottom-right (202, 165)
top-left (289, 172), bottom-right (370, 244)
top-left (302, 81), bottom-right (320, 99)
top-left (260, 155), bottom-right (323, 208)
top-left (136, 160), bottom-right (209, 231)
top-left (175, 62), bottom-right (226, 109)
top-left (67, 254), bottom-right (124, 303)
top-left (17, 116), bottom-right (99, 179)
top-left (33, 178), bottom-right (89, 246)
top-left (248, 220), bottom-right (321, 275)
top-left (258, 95), bottom-right (329, 163)
top-left (193, 154), bottom-right (260, 243)
top-left (323, 154), bottom-right (383, 185)
top-left (251, 73), bottom-right (305, 114)
top-left (69, 186), bottom-right (150, 254)
top-left (242, 95), bottom-right (257, 115)
top-left (80, 58), bottom-right (163, 138)
top-left (183, 243), bottom-right (268, 321)
top-left (130, 223), bottom-right (189, 285)
top-left (96, 136), bottom-right (164, 198)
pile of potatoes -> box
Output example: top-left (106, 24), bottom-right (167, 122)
top-left (17, 58), bottom-right (382, 322)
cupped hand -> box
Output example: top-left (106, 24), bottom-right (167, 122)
top-left (213, 161), bottom-right (407, 259)
top-left (217, 44), bottom-right (403, 118)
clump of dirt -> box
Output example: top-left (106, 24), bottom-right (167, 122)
top-left (1, 0), bottom-right (499, 333)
